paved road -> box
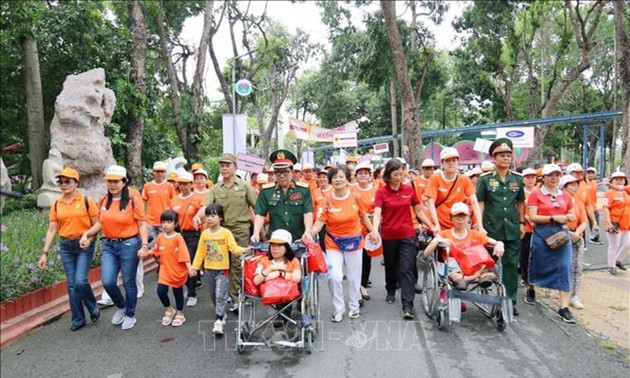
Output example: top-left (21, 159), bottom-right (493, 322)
top-left (1, 238), bottom-right (628, 378)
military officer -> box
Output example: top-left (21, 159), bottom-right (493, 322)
top-left (252, 150), bottom-right (314, 242)
top-left (476, 138), bottom-right (525, 316)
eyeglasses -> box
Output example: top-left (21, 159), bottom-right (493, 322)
top-left (57, 179), bottom-right (74, 185)
top-left (276, 170), bottom-right (291, 176)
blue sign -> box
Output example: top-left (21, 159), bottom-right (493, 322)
top-left (506, 130), bottom-right (525, 138)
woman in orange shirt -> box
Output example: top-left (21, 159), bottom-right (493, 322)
top-left (353, 162), bottom-right (378, 302)
top-left (39, 167), bottom-right (99, 332)
top-left (80, 165), bottom-right (149, 330)
top-left (602, 171), bottom-right (630, 275)
top-left (311, 166), bottom-right (373, 322)
top-left (312, 168), bottom-right (332, 251)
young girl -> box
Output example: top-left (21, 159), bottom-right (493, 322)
top-left (423, 202), bottom-right (504, 289)
top-left (139, 210), bottom-right (194, 327)
top-left (191, 204), bottom-right (249, 336)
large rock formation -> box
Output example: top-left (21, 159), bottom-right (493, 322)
top-left (37, 68), bottom-right (116, 207)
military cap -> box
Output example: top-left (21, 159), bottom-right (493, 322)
top-left (269, 149), bottom-right (297, 169)
top-left (489, 138), bottom-right (513, 156)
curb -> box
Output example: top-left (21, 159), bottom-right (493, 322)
top-left (0, 260), bottom-right (157, 348)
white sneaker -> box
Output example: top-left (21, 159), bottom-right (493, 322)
top-left (111, 308), bottom-right (125, 325)
top-left (331, 311), bottom-right (343, 323)
top-left (187, 296), bottom-right (198, 307)
top-left (97, 298), bottom-right (114, 307)
top-left (136, 291), bottom-right (144, 299)
top-left (570, 296), bottom-right (585, 310)
top-left (212, 319), bottom-right (224, 335)
top-left (121, 315), bottom-right (137, 330)
top-left (348, 309), bottom-right (360, 319)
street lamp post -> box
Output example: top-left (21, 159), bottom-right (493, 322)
top-left (229, 50), bottom-right (256, 155)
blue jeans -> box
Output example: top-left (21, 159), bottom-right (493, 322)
top-left (59, 239), bottom-right (98, 327)
top-left (101, 237), bottom-right (140, 317)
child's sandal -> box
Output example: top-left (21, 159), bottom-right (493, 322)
top-left (162, 310), bottom-right (176, 326)
top-left (172, 314), bottom-right (186, 327)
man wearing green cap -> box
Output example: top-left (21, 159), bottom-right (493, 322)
top-left (252, 149), bottom-right (314, 242)
top-left (476, 137), bottom-right (525, 316)
top-left (193, 153), bottom-right (257, 310)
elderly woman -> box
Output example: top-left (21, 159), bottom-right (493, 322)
top-left (353, 162), bottom-right (378, 302)
top-left (312, 166), bottom-right (373, 322)
top-left (602, 171), bottom-right (630, 275)
top-left (80, 165), bottom-right (149, 330)
top-left (370, 159), bottom-right (435, 320)
top-left (527, 164), bottom-right (577, 324)
top-left (39, 167), bottom-right (99, 331)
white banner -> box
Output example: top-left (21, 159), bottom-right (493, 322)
top-left (333, 132), bottom-right (358, 148)
top-left (222, 114), bottom-right (247, 154)
top-left (373, 142), bottom-right (389, 154)
top-left (495, 127), bottom-right (535, 148)
top-left (473, 138), bottom-right (492, 154)
top-left (289, 118), bottom-right (358, 142)
top-left (236, 153), bottom-right (266, 174)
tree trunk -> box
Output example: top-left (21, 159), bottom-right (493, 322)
top-left (381, 0), bottom-right (422, 168)
top-left (126, 0), bottom-right (147, 185)
top-left (390, 80), bottom-right (399, 158)
top-left (614, 1), bottom-right (630, 175)
top-left (21, 37), bottom-right (46, 189)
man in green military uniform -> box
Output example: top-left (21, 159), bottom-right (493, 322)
top-left (252, 149), bottom-right (314, 243)
top-left (477, 138), bottom-right (525, 316)
top-left (193, 153), bottom-right (257, 311)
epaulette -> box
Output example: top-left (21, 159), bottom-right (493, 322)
top-left (510, 170), bottom-right (522, 176)
top-left (295, 181), bottom-right (309, 188)
top-left (262, 183), bottom-right (276, 189)
top-left (479, 171), bottom-right (493, 177)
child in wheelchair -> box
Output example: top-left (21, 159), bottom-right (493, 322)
top-left (422, 202), bottom-right (504, 290)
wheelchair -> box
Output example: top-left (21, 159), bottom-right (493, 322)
top-left (235, 241), bottom-right (320, 354)
top-left (420, 241), bottom-right (513, 331)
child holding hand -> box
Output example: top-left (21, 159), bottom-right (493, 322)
top-left (139, 210), bottom-right (194, 327)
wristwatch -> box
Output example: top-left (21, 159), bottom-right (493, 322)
top-left (549, 216), bottom-right (554, 223)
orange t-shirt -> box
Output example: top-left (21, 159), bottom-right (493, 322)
top-left (585, 180), bottom-right (598, 208)
top-left (566, 196), bottom-right (588, 231)
top-left (424, 173), bottom-right (475, 229)
top-left (142, 180), bottom-right (175, 226)
top-left (603, 189), bottom-right (630, 231)
top-left (313, 186), bottom-right (333, 223)
top-left (575, 181), bottom-right (593, 208)
top-left (193, 189), bottom-right (210, 206)
top-left (49, 193), bottom-right (98, 239)
top-left (317, 191), bottom-right (366, 252)
top-left (523, 187), bottom-right (535, 233)
top-left (353, 184), bottom-right (378, 235)
top-left (171, 193), bottom-right (203, 232)
top-left (439, 229), bottom-right (489, 249)
top-left (152, 232), bottom-right (190, 287)
top-left (255, 256), bottom-right (301, 275)
top-left (98, 194), bottom-right (146, 239)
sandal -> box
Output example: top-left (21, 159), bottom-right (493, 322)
top-left (161, 309), bottom-right (176, 326)
top-left (479, 272), bottom-right (498, 289)
top-left (172, 314), bottom-right (186, 327)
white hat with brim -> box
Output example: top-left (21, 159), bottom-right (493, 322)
top-left (421, 158), bottom-right (437, 168)
top-left (153, 161), bottom-right (167, 171)
top-left (559, 174), bottom-right (578, 188)
top-left (542, 164), bottom-right (562, 176)
top-left (481, 161), bottom-right (495, 172)
top-left (104, 165), bottom-right (127, 180)
top-left (586, 167), bottom-right (597, 173)
top-left (450, 202), bottom-right (470, 216)
top-left (176, 171), bottom-right (194, 183)
top-left (440, 147), bottom-right (459, 161)
top-left (355, 161), bottom-right (372, 173)
top-left (566, 163), bottom-right (584, 175)
top-left (193, 169), bottom-right (208, 178)
top-left (522, 168), bottom-right (537, 176)
top-left (268, 229), bottom-right (292, 245)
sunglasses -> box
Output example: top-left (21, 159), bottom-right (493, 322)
top-left (57, 179), bottom-right (75, 185)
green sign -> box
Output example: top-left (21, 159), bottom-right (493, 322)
top-left (235, 79), bottom-right (253, 97)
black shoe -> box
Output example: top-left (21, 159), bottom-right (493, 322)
top-left (386, 293), bottom-right (395, 304)
top-left (90, 309), bottom-right (100, 323)
top-left (366, 280), bottom-right (372, 288)
top-left (557, 307), bottom-right (576, 324)
top-left (402, 307), bottom-right (415, 320)
top-left (358, 299), bottom-right (364, 308)
top-left (616, 261), bottom-right (627, 271)
top-left (415, 284), bottom-right (423, 294)
top-left (196, 279), bottom-right (204, 289)
top-left (512, 304), bottom-right (519, 317)
top-left (524, 288), bottom-right (536, 305)
top-left (71, 323), bottom-right (86, 332)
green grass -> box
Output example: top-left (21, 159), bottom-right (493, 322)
top-left (0, 209), bottom-right (102, 302)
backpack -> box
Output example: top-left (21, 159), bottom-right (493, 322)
top-left (55, 194), bottom-right (90, 215)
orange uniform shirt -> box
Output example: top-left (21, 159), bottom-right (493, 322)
top-left (575, 181), bottom-right (592, 208)
top-left (142, 180), bottom-right (175, 226)
top-left (317, 192), bottom-right (366, 251)
top-left (439, 229), bottom-right (489, 249)
top-left (522, 187), bottom-right (535, 233)
top-left (255, 256), bottom-right (301, 275)
top-left (566, 196), bottom-right (588, 231)
top-left (152, 232), bottom-right (190, 287)
top-left (585, 180), bottom-right (598, 208)
top-left (49, 193), bottom-right (98, 239)
top-left (98, 194), bottom-right (146, 239)
top-left (171, 193), bottom-right (203, 232)
top-left (424, 173), bottom-right (475, 229)
top-left (312, 186), bottom-right (333, 223)
top-left (353, 184), bottom-right (378, 235)
top-left (603, 189), bottom-right (630, 231)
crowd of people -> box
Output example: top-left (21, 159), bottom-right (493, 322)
top-left (39, 139), bottom-right (629, 334)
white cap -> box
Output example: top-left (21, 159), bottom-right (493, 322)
top-left (566, 163), bottom-right (584, 174)
top-left (396, 157), bottom-right (407, 165)
top-left (293, 163), bottom-right (302, 171)
top-left (542, 164), bottom-right (562, 176)
top-left (193, 169), bottom-right (208, 178)
top-left (440, 147), bottom-right (459, 161)
top-left (421, 158), bottom-right (436, 168)
top-left (268, 229), bottom-right (292, 244)
top-left (481, 161), bottom-right (495, 172)
top-left (176, 171), bottom-right (194, 183)
top-left (355, 161), bottom-right (372, 172)
top-left (559, 174), bottom-right (578, 188)
top-left (522, 168), bottom-right (537, 176)
top-left (104, 165), bottom-right (127, 180)
top-left (302, 163), bottom-right (314, 171)
top-left (611, 170), bottom-right (627, 180)
top-left (586, 166), bottom-right (597, 173)
top-left (257, 173), bottom-right (269, 184)
top-left (450, 202), bottom-right (470, 216)
top-left (153, 161), bottom-right (167, 171)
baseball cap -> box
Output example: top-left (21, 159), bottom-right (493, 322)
top-left (218, 153), bottom-right (237, 164)
top-left (257, 173), bottom-right (269, 184)
top-left (440, 147), bottom-right (459, 161)
top-left (302, 163), bottom-right (314, 171)
top-left (586, 167), bottom-right (597, 173)
top-left (293, 163), bottom-right (302, 171)
top-left (191, 163), bottom-right (203, 172)
top-left (176, 171), bottom-right (194, 183)
top-left (56, 167), bottom-right (80, 181)
top-left (611, 170), bottom-right (628, 183)
top-left (167, 172), bottom-right (178, 181)
top-left (268, 229), bottom-right (292, 245)
top-left (542, 164), bottom-right (562, 176)
top-left (481, 161), bottom-right (495, 172)
top-left (566, 163), bottom-right (584, 175)
top-left (451, 202), bottom-right (470, 216)
top-left (193, 169), bottom-right (208, 178)
top-left (104, 165), bottom-right (127, 180)
top-left (153, 161), bottom-right (167, 171)
top-left (559, 174), bottom-right (578, 188)
top-left (421, 159), bottom-right (436, 168)
top-left (355, 161), bottom-right (372, 173)
top-left (522, 168), bottom-right (537, 177)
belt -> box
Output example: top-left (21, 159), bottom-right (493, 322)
top-left (60, 236), bottom-right (81, 241)
top-left (104, 235), bottom-right (138, 242)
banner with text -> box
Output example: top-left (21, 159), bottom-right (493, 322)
top-left (288, 118), bottom-right (357, 142)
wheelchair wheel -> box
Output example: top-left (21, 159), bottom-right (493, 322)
top-left (422, 260), bottom-right (438, 317)
top-left (436, 306), bottom-right (449, 331)
top-left (496, 312), bottom-right (506, 332)
top-left (235, 328), bottom-right (246, 354)
top-left (491, 283), bottom-right (507, 319)
top-left (307, 273), bottom-right (320, 333)
top-left (304, 329), bottom-right (314, 354)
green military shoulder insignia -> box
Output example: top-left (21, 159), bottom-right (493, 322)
top-left (262, 183), bottom-right (276, 189)
top-left (479, 171), bottom-right (493, 177)
top-left (295, 181), bottom-right (309, 188)
top-left (510, 170), bottom-right (522, 176)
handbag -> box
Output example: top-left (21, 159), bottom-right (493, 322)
top-left (303, 239), bottom-right (328, 273)
top-left (260, 277), bottom-right (300, 305)
top-left (243, 254), bottom-right (265, 297)
top-left (327, 232), bottom-right (363, 252)
top-left (449, 242), bottom-right (495, 276)
top-left (543, 230), bottom-right (570, 250)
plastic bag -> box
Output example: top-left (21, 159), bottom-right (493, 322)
top-left (243, 254), bottom-right (264, 297)
top-left (260, 277), bottom-right (300, 305)
top-left (449, 242), bottom-right (495, 276)
top-left (303, 239), bottom-right (328, 273)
